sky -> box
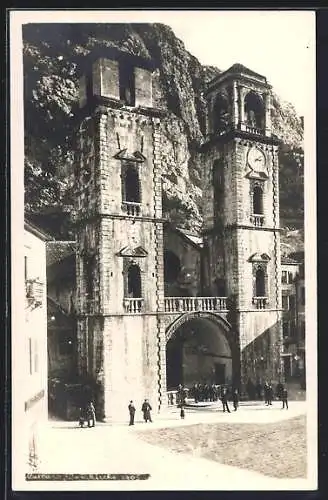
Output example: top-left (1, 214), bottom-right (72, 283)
top-left (12, 9), bottom-right (315, 116)
top-left (153, 11), bottom-right (315, 117)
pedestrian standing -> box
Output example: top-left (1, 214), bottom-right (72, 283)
top-left (221, 387), bottom-right (231, 413)
top-left (180, 404), bottom-right (185, 419)
top-left (282, 387), bottom-right (288, 409)
top-left (141, 399), bottom-right (152, 422)
top-left (86, 401), bottom-right (96, 427)
top-left (267, 384), bottom-right (273, 406)
top-left (264, 381), bottom-right (269, 405)
top-left (128, 400), bottom-right (136, 425)
top-left (276, 381), bottom-right (284, 401)
top-left (232, 388), bottom-right (239, 411)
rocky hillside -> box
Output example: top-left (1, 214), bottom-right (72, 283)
top-left (23, 22), bottom-right (304, 238)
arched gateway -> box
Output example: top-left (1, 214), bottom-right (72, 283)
top-left (165, 312), bottom-right (240, 391)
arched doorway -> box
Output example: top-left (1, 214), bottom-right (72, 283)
top-left (166, 314), bottom-right (237, 390)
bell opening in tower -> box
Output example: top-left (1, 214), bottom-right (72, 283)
top-left (244, 91), bottom-right (265, 131)
top-left (119, 61), bottom-right (135, 106)
top-left (213, 94), bottom-right (230, 134)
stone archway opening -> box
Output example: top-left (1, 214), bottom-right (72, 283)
top-left (166, 316), bottom-right (233, 391)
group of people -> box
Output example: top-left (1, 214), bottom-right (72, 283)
top-left (188, 383), bottom-right (221, 403)
top-left (128, 399), bottom-right (153, 425)
top-left (78, 380), bottom-right (289, 428)
top-left (179, 380), bottom-right (289, 412)
top-left (78, 401), bottom-right (96, 428)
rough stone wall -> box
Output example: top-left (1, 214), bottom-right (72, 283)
top-left (102, 315), bottom-right (159, 422)
top-left (74, 81), bottom-right (167, 419)
top-left (239, 311), bottom-right (283, 386)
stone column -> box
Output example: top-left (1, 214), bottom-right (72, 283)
top-left (238, 86), bottom-right (246, 130)
top-left (232, 81), bottom-right (239, 127)
top-left (265, 93), bottom-right (272, 137)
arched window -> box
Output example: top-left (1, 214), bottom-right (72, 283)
top-left (244, 92), bottom-right (265, 130)
top-left (124, 164), bottom-right (140, 203)
top-left (253, 185), bottom-right (263, 214)
top-left (164, 251), bottom-right (181, 284)
top-left (213, 94), bottom-right (229, 134)
top-left (127, 264), bottom-right (142, 298)
top-left (255, 268), bottom-right (266, 297)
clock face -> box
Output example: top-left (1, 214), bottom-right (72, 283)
top-left (247, 147), bottom-right (266, 171)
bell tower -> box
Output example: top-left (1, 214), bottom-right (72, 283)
top-left (73, 48), bottom-right (166, 422)
top-left (201, 63), bottom-right (283, 386)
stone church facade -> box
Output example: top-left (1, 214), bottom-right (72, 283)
top-left (73, 48), bottom-right (283, 422)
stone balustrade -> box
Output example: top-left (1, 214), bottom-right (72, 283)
top-left (252, 296), bottom-right (268, 309)
top-left (164, 296), bottom-right (228, 313)
top-left (123, 298), bottom-right (144, 313)
top-left (122, 201), bottom-right (141, 216)
top-left (250, 214), bottom-right (265, 227)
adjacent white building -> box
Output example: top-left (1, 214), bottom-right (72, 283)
top-left (18, 221), bottom-right (51, 471)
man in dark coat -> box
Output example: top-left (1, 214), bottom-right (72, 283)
top-left (263, 381), bottom-right (269, 405)
top-left (141, 399), bottom-right (152, 422)
top-left (128, 400), bottom-right (136, 425)
top-left (267, 384), bottom-right (273, 406)
top-left (276, 381), bottom-right (284, 401)
top-left (221, 387), bottom-right (231, 413)
top-left (232, 388), bottom-right (239, 411)
top-left (281, 387), bottom-right (289, 409)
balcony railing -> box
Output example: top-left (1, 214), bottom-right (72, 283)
top-left (250, 214), bottom-right (265, 227)
top-left (164, 297), bottom-right (228, 313)
top-left (123, 298), bottom-right (144, 314)
top-left (252, 296), bottom-right (268, 309)
top-left (239, 122), bottom-right (265, 136)
top-left (26, 279), bottom-right (43, 308)
top-left (122, 201), bottom-right (141, 216)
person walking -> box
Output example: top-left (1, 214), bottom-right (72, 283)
top-left (232, 388), bottom-right (239, 411)
top-left (221, 387), bottom-right (231, 413)
top-left (141, 399), bottom-right (152, 422)
top-left (282, 387), bottom-right (289, 409)
top-left (180, 404), bottom-right (185, 419)
top-left (128, 400), bottom-right (136, 425)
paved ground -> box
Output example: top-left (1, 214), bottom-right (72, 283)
top-left (27, 401), bottom-right (314, 491)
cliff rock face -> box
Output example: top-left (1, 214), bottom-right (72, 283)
top-left (23, 22), bottom-right (304, 237)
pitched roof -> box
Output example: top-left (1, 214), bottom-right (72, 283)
top-left (25, 219), bottom-right (54, 242)
top-left (175, 227), bottom-right (203, 248)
